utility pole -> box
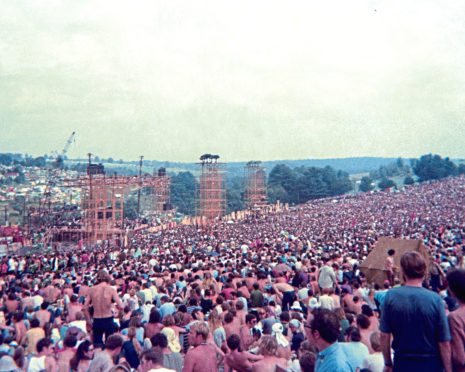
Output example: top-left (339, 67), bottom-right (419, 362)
top-left (137, 156), bottom-right (143, 218)
top-left (87, 153), bottom-right (94, 244)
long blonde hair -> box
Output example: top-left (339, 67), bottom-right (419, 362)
top-left (208, 309), bottom-right (223, 331)
top-left (128, 327), bottom-right (142, 356)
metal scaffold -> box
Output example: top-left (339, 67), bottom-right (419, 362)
top-left (61, 155), bottom-right (171, 246)
top-left (196, 154), bottom-right (226, 219)
top-left (244, 161), bottom-right (267, 210)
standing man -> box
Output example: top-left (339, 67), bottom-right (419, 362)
top-left (380, 251), bottom-right (452, 372)
top-left (384, 249), bottom-right (398, 286)
top-left (85, 269), bottom-right (123, 346)
top-left (182, 322), bottom-right (218, 372)
top-left (318, 259), bottom-right (337, 291)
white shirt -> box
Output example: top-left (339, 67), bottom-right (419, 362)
top-left (360, 352), bottom-right (384, 372)
top-left (319, 295), bottom-right (334, 310)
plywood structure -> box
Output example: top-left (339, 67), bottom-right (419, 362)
top-left (359, 237), bottom-right (429, 286)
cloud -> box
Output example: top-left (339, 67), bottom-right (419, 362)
top-left (1, 0), bottom-right (465, 162)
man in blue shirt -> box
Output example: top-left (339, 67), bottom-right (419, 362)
top-left (307, 308), bottom-right (353, 372)
top-left (380, 251), bottom-right (452, 372)
top-left (159, 295), bottom-right (176, 320)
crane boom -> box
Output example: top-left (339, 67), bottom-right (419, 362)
top-left (55, 131), bottom-right (75, 168)
top-left (61, 131), bottom-right (75, 158)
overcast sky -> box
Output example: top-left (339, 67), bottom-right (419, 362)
top-left (1, 0), bottom-right (464, 163)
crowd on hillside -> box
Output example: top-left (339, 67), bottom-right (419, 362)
top-left (0, 175), bottom-right (464, 372)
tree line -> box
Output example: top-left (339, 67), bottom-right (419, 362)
top-left (1, 152), bottom-right (463, 217)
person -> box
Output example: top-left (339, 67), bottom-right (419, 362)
top-left (239, 314), bottom-right (258, 351)
top-left (27, 338), bottom-right (58, 372)
top-left (306, 309), bottom-right (352, 372)
top-left (89, 334), bottom-right (123, 372)
top-left (340, 326), bottom-right (369, 371)
top-left (57, 334), bottom-right (77, 372)
top-left (121, 327), bottom-right (141, 369)
top-left (272, 282), bottom-right (296, 312)
top-left (250, 283), bottom-right (264, 308)
top-left (384, 249), bottom-right (397, 286)
top-left (446, 269), bottom-right (465, 372)
top-left (317, 260), bottom-right (337, 291)
top-left (151, 332), bottom-right (183, 372)
top-left (21, 318), bottom-right (45, 355)
top-left (70, 340), bottom-right (94, 372)
top-left (251, 336), bottom-right (287, 372)
top-left (85, 270), bottom-right (124, 346)
top-left (182, 322), bottom-right (218, 372)
top-left (359, 331), bottom-right (384, 372)
top-left (139, 347), bottom-right (176, 372)
top-left (379, 251), bottom-right (452, 372)
top-left (224, 334), bottom-right (263, 372)
top-left (289, 319), bottom-right (305, 353)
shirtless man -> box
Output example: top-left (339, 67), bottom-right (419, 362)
top-left (272, 282), bottom-right (296, 312)
top-left (225, 334), bottom-right (263, 372)
top-left (182, 322), bottom-right (218, 372)
top-left (251, 336), bottom-right (287, 372)
top-left (84, 269), bottom-right (123, 345)
top-left (57, 335), bottom-right (77, 372)
top-left (224, 312), bottom-right (241, 339)
top-left (35, 302), bottom-right (51, 327)
top-left (66, 294), bottom-right (83, 322)
top-left (240, 314), bottom-right (258, 351)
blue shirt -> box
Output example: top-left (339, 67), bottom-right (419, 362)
top-left (159, 302), bottom-right (176, 319)
top-left (340, 342), bottom-right (369, 371)
top-left (315, 342), bottom-right (354, 372)
top-left (380, 285), bottom-right (451, 356)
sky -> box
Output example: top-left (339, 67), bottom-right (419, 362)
top-left (1, 0), bottom-right (465, 163)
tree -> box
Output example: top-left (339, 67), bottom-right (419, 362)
top-left (14, 174), bottom-right (26, 184)
top-left (378, 177), bottom-right (396, 190)
top-left (0, 154), bottom-right (13, 166)
top-left (268, 164), bottom-right (298, 204)
top-left (458, 163), bottom-right (465, 175)
top-left (123, 197), bottom-right (138, 219)
top-left (360, 176), bottom-right (374, 192)
top-left (267, 184), bottom-right (290, 204)
top-left (412, 154), bottom-right (458, 182)
top-left (404, 176), bottom-right (415, 185)
top-left (170, 172), bottom-right (196, 215)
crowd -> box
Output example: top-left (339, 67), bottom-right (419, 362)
top-left (0, 175), bottom-right (464, 372)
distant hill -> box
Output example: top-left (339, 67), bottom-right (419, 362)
top-left (70, 157), bottom-right (402, 177)
top-left (234, 157), bottom-right (401, 176)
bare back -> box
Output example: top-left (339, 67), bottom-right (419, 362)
top-left (183, 343), bottom-right (217, 372)
top-left (86, 283), bottom-right (121, 318)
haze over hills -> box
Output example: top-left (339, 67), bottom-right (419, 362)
top-left (67, 156), bottom-right (403, 177)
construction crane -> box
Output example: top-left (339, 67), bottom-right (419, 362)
top-left (41, 131), bottom-right (76, 213)
top-left (55, 131), bottom-right (76, 169)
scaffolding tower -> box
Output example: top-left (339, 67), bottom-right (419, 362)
top-left (62, 156), bottom-right (171, 246)
top-left (196, 154), bottom-right (226, 219)
top-left (244, 161), bottom-right (267, 209)
top-left (152, 167), bottom-right (171, 213)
